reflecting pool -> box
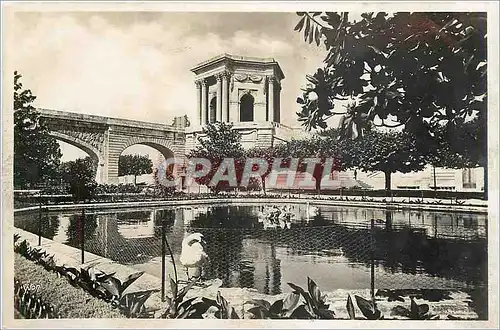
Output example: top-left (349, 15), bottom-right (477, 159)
top-left (15, 203), bottom-right (487, 295)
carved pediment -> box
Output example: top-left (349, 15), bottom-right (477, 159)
top-left (234, 74), bottom-right (248, 82)
top-left (249, 75), bottom-right (263, 83)
top-left (234, 73), bottom-right (263, 84)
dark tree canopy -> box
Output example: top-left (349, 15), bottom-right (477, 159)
top-left (60, 156), bottom-right (97, 201)
top-left (14, 71), bottom-right (62, 189)
top-left (351, 129), bottom-right (427, 194)
top-left (295, 12), bottom-right (486, 138)
top-left (187, 122), bottom-right (245, 192)
top-left (295, 12), bottom-right (487, 198)
top-left (118, 154), bottom-right (153, 184)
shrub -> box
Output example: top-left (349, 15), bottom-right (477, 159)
top-left (14, 236), bottom-right (157, 318)
top-left (14, 254), bottom-right (124, 318)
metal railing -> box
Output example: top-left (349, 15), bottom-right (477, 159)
top-left (25, 205), bottom-right (487, 298)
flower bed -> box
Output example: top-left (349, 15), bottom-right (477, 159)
top-left (14, 254), bottom-right (124, 319)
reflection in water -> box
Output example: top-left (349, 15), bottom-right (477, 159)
top-left (14, 204), bottom-right (487, 294)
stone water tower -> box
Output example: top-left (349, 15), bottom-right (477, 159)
top-left (185, 54), bottom-right (299, 150)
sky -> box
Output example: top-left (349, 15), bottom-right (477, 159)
top-left (11, 11), bottom-right (331, 161)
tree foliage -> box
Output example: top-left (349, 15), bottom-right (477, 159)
top-left (14, 71), bottom-right (62, 189)
top-left (295, 12), bottom-right (486, 139)
top-left (187, 122), bottom-right (245, 193)
top-left (271, 128), bottom-right (425, 194)
top-left (429, 116), bottom-right (485, 168)
top-left (118, 154), bottom-right (153, 185)
top-left (61, 156), bottom-right (97, 201)
top-left (294, 12), bottom-right (487, 197)
top-left (152, 167), bottom-right (177, 197)
top-left (245, 146), bottom-right (276, 194)
top-left (350, 129), bottom-right (427, 194)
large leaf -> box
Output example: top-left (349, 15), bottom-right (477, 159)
top-left (410, 297), bottom-right (429, 319)
top-left (246, 299), bottom-right (271, 311)
top-left (354, 295), bottom-right (381, 320)
top-left (230, 307), bottom-right (240, 319)
top-left (247, 306), bottom-right (266, 319)
top-left (315, 26), bottom-right (322, 46)
top-left (216, 291), bottom-right (229, 317)
top-left (295, 16), bottom-right (306, 31)
top-left (283, 292), bottom-right (300, 312)
top-left (307, 278), bottom-right (322, 307)
top-left (289, 304), bottom-right (313, 319)
top-left (304, 17), bottom-right (311, 42)
top-left (100, 276), bottom-right (122, 297)
top-left (346, 294), bottom-right (356, 319)
top-left (96, 271), bottom-right (116, 283)
top-left (177, 303), bottom-right (196, 319)
top-left (269, 299), bottom-right (284, 315)
top-left (122, 271), bottom-right (144, 293)
top-left (169, 278), bottom-right (178, 299)
top-left (287, 282), bottom-right (307, 296)
top-left (176, 279), bottom-right (197, 303)
top-left (316, 308), bottom-right (335, 319)
top-left (121, 290), bottom-right (157, 317)
top-left (177, 297), bottom-right (198, 317)
top-left (418, 303), bottom-right (429, 316)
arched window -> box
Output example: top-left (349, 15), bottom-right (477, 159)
top-left (209, 97), bottom-right (217, 123)
top-left (240, 93), bottom-right (254, 122)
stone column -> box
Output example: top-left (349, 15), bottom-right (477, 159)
top-left (268, 76), bottom-right (275, 122)
top-left (100, 127), bottom-right (110, 183)
top-left (201, 79), bottom-right (207, 125)
top-left (222, 72), bottom-right (229, 122)
top-left (195, 80), bottom-right (202, 125)
top-left (276, 82), bottom-right (281, 123)
top-left (216, 74), bottom-right (222, 122)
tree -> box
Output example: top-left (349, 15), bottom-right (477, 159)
top-left (187, 122), bottom-right (245, 193)
top-left (267, 135), bottom-right (348, 193)
top-left (351, 129), bottom-right (427, 196)
top-left (61, 156), bottom-right (97, 201)
top-left (429, 116), bottom-right (485, 169)
top-left (152, 167), bottom-right (176, 197)
top-left (295, 12), bottom-right (487, 198)
top-left (118, 154), bottom-right (153, 185)
top-left (245, 146), bottom-right (276, 194)
top-left (295, 12), bottom-right (486, 137)
top-left (14, 71), bottom-right (62, 189)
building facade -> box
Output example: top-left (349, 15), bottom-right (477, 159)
top-left (358, 166), bottom-right (485, 192)
top-left (185, 54), bottom-right (307, 150)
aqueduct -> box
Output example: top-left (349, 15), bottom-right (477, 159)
top-left (38, 108), bottom-right (186, 184)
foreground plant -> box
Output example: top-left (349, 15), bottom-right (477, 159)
top-left (246, 292), bottom-right (300, 319)
top-left (14, 279), bottom-right (58, 319)
top-left (353, 295), bottom-right (384, 320)
top-left (13, 236), bottom-right (157, 318)
top-left (246, 277), bottom-right (335, 319)
top-left (392, 297), bottom-right (439, 320)
top-left (159, 277), bottom-right (200, 318)
top-left (194, 291), bottom-right (240, 319)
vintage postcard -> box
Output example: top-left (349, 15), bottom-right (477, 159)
top-left (2, 1), bottom-right (498, 328)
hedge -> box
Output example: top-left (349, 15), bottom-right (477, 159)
top-left (14, 254), bottom-right (125, 318)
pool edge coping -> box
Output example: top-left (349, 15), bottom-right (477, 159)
top-left (13, 197), bottom-right (488, 214)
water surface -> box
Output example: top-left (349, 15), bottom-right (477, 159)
top-left (15, 203), bottom-right (487, 294)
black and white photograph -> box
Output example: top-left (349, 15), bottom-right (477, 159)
top-left (2, 1), bottom-right (498, 328)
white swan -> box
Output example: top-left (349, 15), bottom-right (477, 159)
top-left (180, 233), bottom-right (209, 280)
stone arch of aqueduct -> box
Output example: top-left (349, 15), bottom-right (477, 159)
top-left (39, 108), bottom-right (186, 184)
